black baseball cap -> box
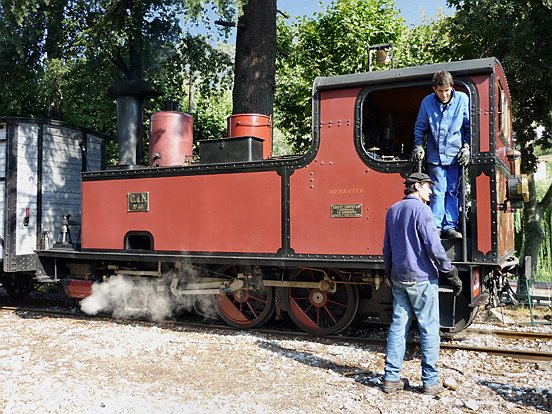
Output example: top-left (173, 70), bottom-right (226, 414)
top-left (404, 172), bottom-right (434, 186)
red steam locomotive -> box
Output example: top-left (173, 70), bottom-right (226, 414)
top-left (0, 58), bottom-right (528, 335)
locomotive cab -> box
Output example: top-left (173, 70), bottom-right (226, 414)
top-left (336, 59), bottom-right (526, 329)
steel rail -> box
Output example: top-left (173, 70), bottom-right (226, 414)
top-left (1, 305), bottom-right (550, 362)
top-left (465, 327), bottom-right (552, 340)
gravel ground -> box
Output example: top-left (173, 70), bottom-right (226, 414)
top-left (0, 310), bottom-right (550, 414)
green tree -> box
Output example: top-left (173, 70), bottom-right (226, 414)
top-left (447, 0), bottom-right (552, 281)
top-left (0, 0), bottom-right (235, 157)
top-left (393, 13), bottom-right (453, 67)
top-left (275, 0), bottom-right (405, 152)
top-left (0, 1), bottom-right (46, 117)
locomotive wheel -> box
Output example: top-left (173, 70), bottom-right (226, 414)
top-left (214, 265), bottom-right (275, 329)
top-left (439, 292), bottom-right (479, 333)
top-left (0, 273), bottom-right (34, 298)
top-left (284, 269), bottom-right (359, 335)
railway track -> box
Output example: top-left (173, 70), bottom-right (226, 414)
top-left (1, 303), bottom-right (550, 362)
top-left (465, 327), bottom-right (552, 340)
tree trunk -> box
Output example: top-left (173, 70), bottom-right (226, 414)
top-left (45, 0), bottom-right (64, 60)
top-left (232, 0), bottom-right (276, 116)
top-left (44, 0), bottom-right (66, 120)
top-left (128, 0), bottom-right (145, 80)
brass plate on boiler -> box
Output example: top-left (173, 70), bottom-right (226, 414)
top-left (128, 192), bottom-right (149, 212)
top-left (331, 204), bottom-right (362, 218)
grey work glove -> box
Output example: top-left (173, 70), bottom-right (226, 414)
top-left (457, 143), bottom-right (470, 167)
top-left (411, 145), bottom-right (425, 162)
top-left (439, 266), bottom-right (462, 296)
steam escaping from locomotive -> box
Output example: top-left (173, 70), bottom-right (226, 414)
top-left (80, 266), bottom-right (219, 322)
top-left (80, 275), bottom-right (173, 322)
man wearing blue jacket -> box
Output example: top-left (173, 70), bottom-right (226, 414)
top-left (381, 172), bottom-right (462, 395)
top-left (411, 71), bottom-right (470, 239)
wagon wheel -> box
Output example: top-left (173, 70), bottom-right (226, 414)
top-left (0, 273), bottom-right (34, 298)
top-left (284, 268), bottom-right (359, 335)
top-left (214, 265), bottom-right (275, 329)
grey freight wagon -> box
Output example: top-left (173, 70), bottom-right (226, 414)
top-left (0, 117), bottom-right (106, 295)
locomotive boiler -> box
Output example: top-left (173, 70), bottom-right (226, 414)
top-left (0, 57), bottom-right (528, 335)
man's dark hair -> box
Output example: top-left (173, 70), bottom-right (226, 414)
top-left (432, 71), bottom-right (454, 88)
top-left (404, 184), bottom-right (417, 195)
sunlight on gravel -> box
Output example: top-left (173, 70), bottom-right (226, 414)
top-left (0, 312), bottom-right (550, 414)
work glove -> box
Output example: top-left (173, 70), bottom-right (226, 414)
top-left (411, 145), bottom-right (425, 162)
top-left (457, 143), bottom-right (470, 167)
top-left (439, 266), bottom-right (462, 296)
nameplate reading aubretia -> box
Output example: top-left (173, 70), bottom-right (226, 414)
top-left (128, 192), bottom-right (149, 212)
top-left (331, 204), bottom-right (362, 218)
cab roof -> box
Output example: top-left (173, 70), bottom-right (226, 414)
top-left (313, 57), bottom-right (501, 93)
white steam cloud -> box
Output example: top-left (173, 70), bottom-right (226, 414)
top-left (80, 267), bottom-right (219, 322)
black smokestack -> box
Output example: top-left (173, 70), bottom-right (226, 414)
top-left (108, 79), bottom-right (160, 166)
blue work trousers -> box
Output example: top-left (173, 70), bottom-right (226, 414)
top-left (428, 163), bottom-right (461, 231)
top-left (384, 279), bottom-right (440, 386)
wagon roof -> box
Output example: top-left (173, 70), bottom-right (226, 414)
top-left (313, 57), bottom-right (501, 92)
top-left (0, 116), bottom-right (110, 140)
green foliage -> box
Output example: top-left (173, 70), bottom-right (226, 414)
top-left (447, 0), bottom-right (552, 280)
top-left (145, 34), bottom-right (233, 152)
top-left (535, 163), bottom-right (552, 281)
top-left (191, 88), bottom-right (232, 143)
top-left (516, 163), bottom-right (552, 282)
top-left (0, 1), bottom-right (45, 117)
top-left (0, 0), bottom-right (235, 165)
top-left (447, 0), bottom-right (552, 171)
top-left (393, 13), bottom-right (453, 67)
top-left (182, 0), bottom-right (239, 19)
top-left (275, 0), bottom-right (405, 152)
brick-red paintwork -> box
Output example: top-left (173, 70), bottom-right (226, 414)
top-left (476, 173), bottom-right (492, 255)
top-left (494, 63), bottom-right (513, 166)
top-left (493, 63), bottom-right (516, 257)
top-left (64, 279), bottom-right (93, 299)
top-left (497, 171), bottom-right (515, 256)
top-left (149, 111), bottom-right (194, 167)
top-left (80, 59), bottom-right (516, 263)
top-left (290, 88), bottom-right (403, 255)
top-left (227, 114), bottom-right (273, 159)
top-left (82, 172), bottom-right (282, 253)
top-left (471, 268), bottom-right (481, 298)
top-left (472, 75), bottom-right (491, 153)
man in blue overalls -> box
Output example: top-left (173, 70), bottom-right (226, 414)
top-left (411, 71), bottom-right (470, 239)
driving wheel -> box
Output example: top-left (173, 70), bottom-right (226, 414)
top-left (214, 265), bottom-right (275, 329)
top-left (284, 268), bottom-right (359, 335)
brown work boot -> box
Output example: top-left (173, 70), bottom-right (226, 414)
top-left (422, 381), bottom-right (443, 396)
top-left (382, 378), bottom-right (409, 394)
